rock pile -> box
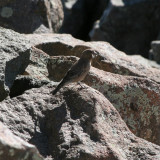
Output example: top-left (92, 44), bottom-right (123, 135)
top-left (0, 27), bottom-right (160, 159)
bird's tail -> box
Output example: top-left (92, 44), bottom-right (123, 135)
top-left (51, 80), bottom-right (66, 95)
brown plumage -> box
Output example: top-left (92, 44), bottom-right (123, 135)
top-left (52, 49), bottom-right (95, 95)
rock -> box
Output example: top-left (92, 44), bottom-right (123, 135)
top-left (47, 56), bottom-right (78, 81)
top-left (0, 122), bottom-right (43, 160)
top-left (25, 33), bottom-right (83, 56)
top-left (85, 68), bottom-right (160, 146)
top-left (131, 55), bottom-right (160, 69)
top-left (0, 84), bottom-right (160, 159)
top-left (0, 27), bottom-right (31, 101)
top-left (47, 56), bottom-right (160, 145)
top-left (9, 75), bottom-right (49, 98)
top-left (0, 28), bottom-right (54, 101)
top-left (60, 0), bottom-right (108, 40)
top-left (25, 46), bottom-right (50, 81)
top-left (0, 0), bottom-right (64, 33)
top-left (89, 20), bottom-right (106, 41)
top-left (90, 0), bottom-right (160, 58)
top-left (26, 33), bottom-right (160, 83)
top-left (150, 41), bottom-right (160, 64)
top-left (0, 88), bottom-right (50, 157)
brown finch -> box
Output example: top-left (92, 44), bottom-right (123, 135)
top-left (52, 49), bottom-right (96, 95)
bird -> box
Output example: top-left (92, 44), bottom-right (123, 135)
top-left (51, 49), bottom-right (96, 95)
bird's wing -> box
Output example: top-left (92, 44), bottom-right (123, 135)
top-left (52, 63), bottom-right (83, 95)
top-left (63, 61), bottom-right (86, 82)
top-left (63, 66), bottom-right (82, 81)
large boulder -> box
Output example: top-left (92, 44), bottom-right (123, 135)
top-left (26, 33), bottom-right (160, 83)
top-left (85, 68), bottom-right (160, 146)
top-left (8, 46), bottom-right (51, 98)
top-left (90, 0), bottom-right (160, 58)
top-left (0, 0), bottom-right (63, 33)
top-left (0, 28), bottom-right (54, 101)
top-left (0, 122), bottom-right (43, 160)
top-left (0, 84), bottom-right (160, 159)
top-left (47, 56), bottom-right (160, 145)
top-left (60, 0), bottom-right (109, 40)
top-left (0, 27), bottom-right (31, 101)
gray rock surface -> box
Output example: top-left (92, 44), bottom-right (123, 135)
top-left (0, 0), bottom-right (64, 33)
top-left (0, 122), bottom-right (43, 160)
top-left (0, 84), bottom-right (160, 160)
top-left (47, 55), bottom-right (78, 81)
top-left (25, 46), bottom-right (50, 81)
top-left (0, 27), bottom-right (31, 101)
top-left (26, 33), bottom-right (160, 83)
top-left (10, 75), bottom-right (49, 98)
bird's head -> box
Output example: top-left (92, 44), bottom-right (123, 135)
top-left (81, 49), bottom-right (98, 60)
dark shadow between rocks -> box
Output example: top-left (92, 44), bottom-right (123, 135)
top-left (9, 76), bottom-right (49, 98)
top-left (5, 53), bottom-right (30, 89)
top-left (0, 81), bottom-right (8, 102)
top-left (35, 42), bottom-right (74, 56)
top-left (27, 110), bottom-right (51, 157)
top-left (60, 0), bottom-right (109, 41)
top-left (35, 42), bottom-right (90, 58)
top-left (43, 102), bottom-right (68, 158)
top-left (29, 132), bottom-right (50, 157)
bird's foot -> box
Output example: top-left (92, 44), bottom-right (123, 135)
top-left (77, 82), bottom-right (85, 90)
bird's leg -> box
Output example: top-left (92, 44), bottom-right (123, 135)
top-left (77, 82), bottom-right (85, 90)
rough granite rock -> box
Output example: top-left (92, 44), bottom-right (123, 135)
top-left (0, 27), bottom-right (31, 101)
top-left (26, 34), bottom-right (160, 83)
top-left (9, 75), bottom-right (49, 98)
top-left (47, 56), bottom-right (160, 145)
top-left (47, 56), bottom-right (78, 81)
top-left (85, 68), bottom-right (160, 146)
top-left (60, 0), bottom-right (109, 40)
top-left (90, 0), bottom-right (160, 58)
top-left (0, 122), bottom-right (43, 160)
top-left (25, 46), bottom-right (50, 81)
top-left (0, 0), bottom-right (64, 33)
top-left (0, 28), bottom-right (52, 101)
top-left (0, 84), bottom-right (160, 160)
